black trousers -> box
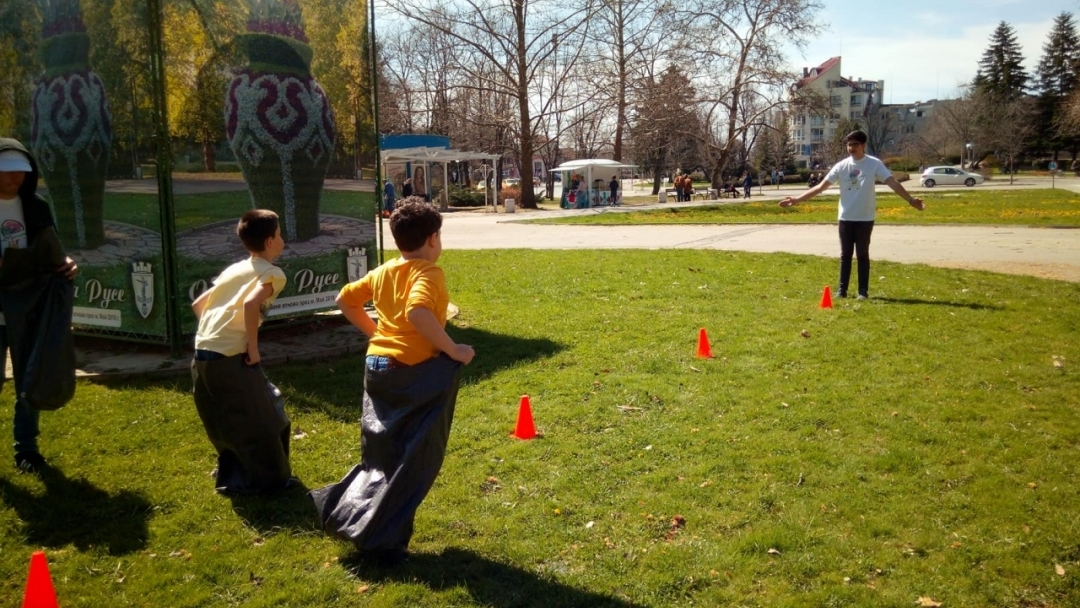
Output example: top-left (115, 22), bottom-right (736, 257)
top-left (838, 220), bottom-right (874, 296)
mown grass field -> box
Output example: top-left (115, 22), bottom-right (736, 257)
top-left (100, 190), bottom-right (377, 233)
top-left (539, 189), bottom-right (1080, 227)
top-left (1, 250), bottom-right (1079, 607)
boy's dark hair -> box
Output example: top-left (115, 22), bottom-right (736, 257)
top-left (390, 198), bottom-right (442, 252)
top-left (845, 130), bottom-right (868, 144)
top-left (237, 209), bottom-right (279, 252)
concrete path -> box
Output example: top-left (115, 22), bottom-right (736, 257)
top-left (434, 175), bottom-right (1080, 283)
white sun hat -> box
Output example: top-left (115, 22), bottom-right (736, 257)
top-left (0, 150), bottom-right (33, 172)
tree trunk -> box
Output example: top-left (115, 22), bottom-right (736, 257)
top-left (202, 135), bottom-right (216, 172)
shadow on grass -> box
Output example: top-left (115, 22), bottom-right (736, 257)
top-left (874, 296), bottom-right (1004, 310)
top-left (279, 326), bottom-right (564, 422)
top-left (449, 325), bottom-right (565, 385)
top-left (343, 547), bottom-right (645, 608)
top-left (227, 481), bottom-right (322, 536)
top-left (0, 465), bottom-right (151, 555)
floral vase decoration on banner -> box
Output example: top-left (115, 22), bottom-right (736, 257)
top-left (31, 0), bottom-right (112, 250)
top-left (225, 0), bottom-right (335, 242)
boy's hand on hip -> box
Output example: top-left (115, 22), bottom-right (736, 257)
top-left (244, 348), bottom-right (261, 366)
top-left (449, 344), bottom-right (475, 365)
top-left (58, 256), bottom-right (78, 280)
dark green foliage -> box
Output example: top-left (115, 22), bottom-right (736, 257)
top-left (448, 185), bottom-right (486, 207)
top-left (973, 21), bottom-right (1030, 100)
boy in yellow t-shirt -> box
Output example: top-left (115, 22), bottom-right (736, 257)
top-left (310, 198), bottom-right (473, 565)
top-left (190, 209), bottom-right (295, 494)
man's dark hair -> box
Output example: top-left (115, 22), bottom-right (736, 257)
top-left (237, 209), bottom-right (279, 252)
top-left (845, 130), bottom-right (868, 144)
top-left (390, 198), bottom-right (442, 252)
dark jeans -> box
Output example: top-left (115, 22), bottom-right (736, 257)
top-left (0, 327), bottom-right (40, 454)
top-left (838, 220), bottom-right (875, 296)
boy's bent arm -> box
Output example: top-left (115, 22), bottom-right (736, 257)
top-left (243, 282), bottom-right (275, 365)
top-left (407, 306), bottom-right (474, 365)
top-left (337, 291), bottom-right (377, 337)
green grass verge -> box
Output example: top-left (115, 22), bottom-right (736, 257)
top-left (2, 250), bottom-right (1079, 606)
top-left (102, 190), bottom-right (377, 233)
top-left (534, 189), bottom-right (1080, 226)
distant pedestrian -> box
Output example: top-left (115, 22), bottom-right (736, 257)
top-left (742, 171), bottom-right (752, 199)
top-left (609, 175), bottom-right (619, 206)
top-left (682, 173), bottom-right (694, 201)
top-left (402, 178), bottom-right (413, 198)
top-left (383, 179), bottom-right (396, 218)
top-left (778, 130), bottom-right (924, 300)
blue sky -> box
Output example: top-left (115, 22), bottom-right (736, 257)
top-left (787, 0), bottom-right (1076, 104)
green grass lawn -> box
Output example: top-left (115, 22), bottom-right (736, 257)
top-left (538, 189), bottom-right (1080, 227)
top-left (2, 250), bottom-right (1079, 606)
top-left (102, 190), bottom-right (377, 233)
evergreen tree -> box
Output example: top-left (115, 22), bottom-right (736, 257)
top-left (973, 21), bottom-right (1030, 99)
top-left (1035, 13), bottom-right (1080, 158)
top-left (1036, 12), bottom-right (1080, 97)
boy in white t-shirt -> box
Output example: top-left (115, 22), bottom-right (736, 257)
top-left (190, 209), bottom-right (296, 494)
top-left (779, 130), bottom-right (925, 299)
top-left (0, 139), bottom-right (79, 474)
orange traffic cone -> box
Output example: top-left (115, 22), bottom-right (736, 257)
top-left (512, 395), bottom-right (537, 440)
top-left (819, 286), bottom-right (833, 309)
top-left (696, 328), bottom-right (713, 359)
top-left (22, 551), bottom-right (58, 608)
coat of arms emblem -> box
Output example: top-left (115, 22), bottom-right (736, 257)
top-left (131, 261), bottom-right (154, 319)
top-left (347, 247), bottom-right (367, 282)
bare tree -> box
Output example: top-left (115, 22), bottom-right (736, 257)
top-left (863, 94), bottom-right (893, 157)
top-left (594, 0), bottom-right (665, 161)
top-left (662, 0), bottom-right (824, 191)
top-left (981, 96), bottom-right (1037, 183)
top-left (381, 0), bottom-right (594, 208)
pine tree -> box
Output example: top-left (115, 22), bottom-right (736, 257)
top-left (1035, 13), bottom-right (1080, 157)
top-left (1036, 13), bottom-right (1080, 97)
top-left (973, 21), bottom-right (1030, 100)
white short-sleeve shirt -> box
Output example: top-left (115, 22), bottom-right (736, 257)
top-left (824, 155), bottom-right (892, 221)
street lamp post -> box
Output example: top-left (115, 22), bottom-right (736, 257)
top-left (965, 143), bottom-right (972, 169)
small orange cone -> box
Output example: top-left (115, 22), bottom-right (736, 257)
top-left (22, 551), bottom-right (58, 608)
top-left (696, 328), bottom-right (713, 359)
top-left (819, 286), bottom-right (833, 309)
top-left (512, 395), bottom-right (537, 440)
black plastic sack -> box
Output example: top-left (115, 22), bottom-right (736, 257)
top-left (192, 355), bottom-right (292, 494)
top-left (0, 273), bottom-right (76, 411)
top-left (310, 353), bottom-right (462, 555)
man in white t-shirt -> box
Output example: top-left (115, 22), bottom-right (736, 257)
top-left (0, 139), bottom-right (79, 474)
top-left (778, 130), bottom-right (924, 299)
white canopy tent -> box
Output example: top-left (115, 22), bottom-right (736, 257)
top-left (553, 159), bottom-right (637, 207)
top-left (381, 146), bottom-right (502, 211)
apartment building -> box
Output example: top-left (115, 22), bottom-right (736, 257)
top-left (875, 99), bottom-right (956, 157)
top-left (788, 57), bottom-right (884, 168)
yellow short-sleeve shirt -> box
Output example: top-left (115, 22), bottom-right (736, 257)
top-left (338, 257), bottom-right (449, 365)
top-left (194, 257), bottom-right (286, 356)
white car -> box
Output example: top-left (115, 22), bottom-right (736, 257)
top-left (920, 166), bottom-right (984, 188)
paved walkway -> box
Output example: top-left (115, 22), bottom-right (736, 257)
top-left (46, 174), bottom-right (1080, 379)
top-left (436, 175), bottom-right (1080, 283)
